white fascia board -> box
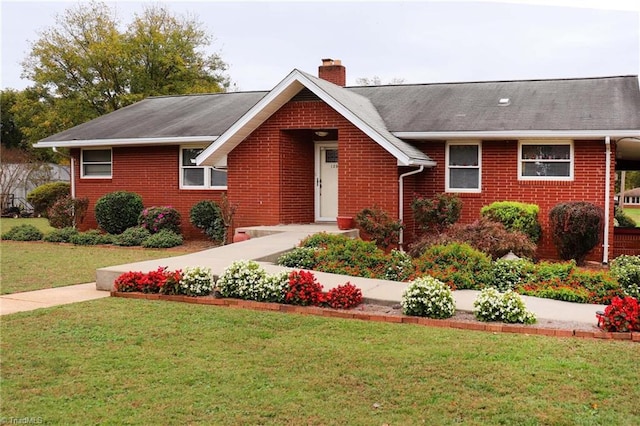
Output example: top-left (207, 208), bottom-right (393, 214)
top-left (394, 130), bottom-right (640, 140)
top-left (34, 136), bottom-right (218, 149)
top-left (196, 71), bottom-right (304, 166)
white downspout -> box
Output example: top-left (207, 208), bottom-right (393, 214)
top-left (398, 166), bottom-right (424, 250)
top-left (603, 136), bottom-right (611, 265)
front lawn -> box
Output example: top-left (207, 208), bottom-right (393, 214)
top-left (1, 298), bottom-right (638, 425)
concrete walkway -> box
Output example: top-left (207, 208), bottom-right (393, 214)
top-left (0, 224), bottom-right (606, 327)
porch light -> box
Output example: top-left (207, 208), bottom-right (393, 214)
top-left (314, 131), bottom-right (329, 137)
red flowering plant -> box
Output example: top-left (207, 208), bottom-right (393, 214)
top-left (324, 282), bottom-right (363, 309)
top-left (114, 266), bottom-right (171, 293)
top-left (285, 270), bottom-right (325, 306)
top-left (159, 269), bottom-right (184, 295)
top-left (598, 296), bottom-right (640, 332)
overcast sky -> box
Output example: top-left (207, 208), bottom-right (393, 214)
top-left (1, 0), bottom-right (639, 92)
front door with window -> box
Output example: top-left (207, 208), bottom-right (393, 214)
top-left (315, 143), bottom-right (338, 221)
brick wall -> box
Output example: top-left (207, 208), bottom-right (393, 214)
top-left (72, 146), bottom-right (225, 239)
top-left (410, 139), bottom-right (615, 261)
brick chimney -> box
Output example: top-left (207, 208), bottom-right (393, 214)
top-left (318, 58), bottom-right (346, 86)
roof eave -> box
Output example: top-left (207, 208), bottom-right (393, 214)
top-left (33, 136), bottom-right (218, 149)
top-left (394, 130), bottom-right (640, 140)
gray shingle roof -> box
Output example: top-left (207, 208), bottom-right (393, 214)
top-left (37, 75), bottom-right (640, 146)
top-left (350, 75), bottom-right (640, 132)
top-left (39, 91), bottom-right (267, 142)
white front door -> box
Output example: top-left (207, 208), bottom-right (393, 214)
top-left (315, 142), bottom-right (338, 221)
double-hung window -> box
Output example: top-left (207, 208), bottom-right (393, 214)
top-left (446, 142), bottom-right (481, 192)
top-left (180, 147), bottom-right (227, 189)
top-left (519, 141), bottom-right (573, 180)
top-left (81, 148), bottom-right (112, 178)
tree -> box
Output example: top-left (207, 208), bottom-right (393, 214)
top-left (19, 1), bottom-right (230, 140)
top-left (0, 90), bottom-right (26, 150)
top-left (356, 76), bottom-right (406, 86)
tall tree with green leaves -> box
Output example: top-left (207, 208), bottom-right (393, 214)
top-left (17, 1), bottom-right (230, 150)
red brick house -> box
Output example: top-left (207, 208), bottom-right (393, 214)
top-left (35, 59), bottom-right (640, 262)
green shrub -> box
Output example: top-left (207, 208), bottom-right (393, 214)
top-left (383, 249), bottom-right (414, 282)
top-left (487, 259), bottom-right (535, 292)
top-left (549, 201), bottom-right (603, 265)
top-left (139, 206), bottom-right (181, 235)
top-left (47, 196), bottom-right (89, 229)
top-left (95, 191), bottom-right (144, 235)
top-left (313, 238), bottom-right (390, 279)
top-left (401, 276), bottom-right (456, 319)
top-left (27, 182), bottom-right (70, 217)
top-left (114, 227), bottom-right (151, 247)
top-left (411, 193), bottom-right (462, 233)
top-left (141, 229), bottom-right (183, 248)
top-left (299, 232), bottom-right (351, 248)
top-left (565, 270), bottom-right (623, 304)
top-left (277, 247), bottom-right (318, 269)
top-left (473, 288), bottom-right (536, 324)
top-left (481, 201), bottom-right (542, 243)
top-left (413, 243), bottom-right (491, 290)
top-left (44, 227), bottom-right (79, 243)
top-left (70, 230), bottom-right (115, 245)
top-left (610, 255), bottom-right (640, 299)
top-left (533, 260), bottom-right (576, 282)
top-left (354, 205), bottom-right (403, 250)
top-left (189, 200), bottom-right (225, 242)
top-left (517, 279), bottom-right (592, 304)
top-left (1, 224), bottom-right (43, 241)
top-left (614, 207), bottom-right (637, 228)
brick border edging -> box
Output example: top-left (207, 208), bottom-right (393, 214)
top-left (109, 292), bottom-right (640, 342)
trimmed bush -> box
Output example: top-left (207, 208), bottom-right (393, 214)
top-left (355, 205), bottom-right (403, 250)
top-left (487, 259), bottom-right (535, 292)
top-left (95, 191), bottom-right (144, 235)
top-left (70, 230), bottom-right (115, 245)
top-left (114, 227), bottom-right (151, 247)
top-left (47, 196), bottom-right (89, 229)
top-left (411, 193), bottom-right (462, 233)
top-left (1, 224), bottom-right (43, 241)
top-left (473, 288), bottom-right (536, 324)
top-left (401, 276), bottom-right (455, 319)
top-left (480, 201), bottom-right (542, 243)
top-left (189, 200), bottom-right (225, 242)
top-left (141, 229), bottom-right (183, 248)
top-left (139, 206), bottom-right (181, 235)
top-left (614, 207), bottom-right (637, 228)
top-left (44, 227), bottom-right (79, 243)
top-left (413, 243), bottom-right (492, 290)
top-left (549, 201), bottom-right (603, 265)
top-left (277, 247), bottom-right (318, 269)
top-left (27, 182), bottom-right (70, 216)
top-left (610, 255), bottom-right (640, 299)
top-left (299, 232), bottom-right (352, 249)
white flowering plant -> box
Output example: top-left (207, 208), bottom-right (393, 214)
top-left (254, 271), bottom-right (289, 303)
top-left (383, 249), bottom-right (413, 282)
top-left (473, 287), bottom-right (536, 324)
top-left (401, 275), bottom-right (455, 319)
top-left (179, 266), bottom-right (215, 297)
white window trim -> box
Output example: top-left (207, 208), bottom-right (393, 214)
top-left (81, 148), bottom-right (112, 179)
top-left (445, 141), bottom-right (482, 193)
top-left (518, 140), bottom-right (574, 181)
top-left (179, 146), bottom-right (228, 190)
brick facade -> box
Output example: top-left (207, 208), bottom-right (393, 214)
top-left (73, 101), bottom-right (616, 262)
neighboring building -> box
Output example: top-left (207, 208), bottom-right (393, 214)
top-left (34, 59), bottom-right (640, 262)
top-left (1, 163), bottom-right (70, 213)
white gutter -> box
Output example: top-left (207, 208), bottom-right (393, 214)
top-left (394, 130), bottom-right (640, 140)
top-left (398, 166), bottom-right (424, 250)
top-left (603, 136), bottom-right (611, 265)
top-left (34, 135), bottom-right (218, 149)
top-left (53, 147), bottom-right (75, 198)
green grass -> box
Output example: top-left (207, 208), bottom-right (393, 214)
top-left (1, 298), bottom-right (638, 425)
top-left (0, 218), bottom-right (204, 294)
top-left (0, 217), bottom-right (54, 235)
top-left (622, 207), bottom-right (640, 227)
